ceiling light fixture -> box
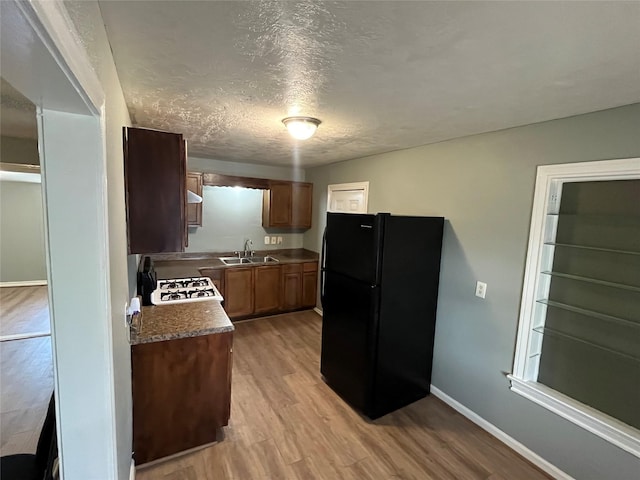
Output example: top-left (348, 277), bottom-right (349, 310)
top-left (282, 116), bottom-right (321, 140)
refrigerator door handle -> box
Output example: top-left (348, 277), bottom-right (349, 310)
top-left (320, 227), bottom-right (327, 307)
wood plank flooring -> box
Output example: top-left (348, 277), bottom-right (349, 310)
top-left (0, 287), bottom-right (53, 455)
top-left (137, 311), bottom-right (550, 480)
top-left (0, 286), bottom-right (50, 337)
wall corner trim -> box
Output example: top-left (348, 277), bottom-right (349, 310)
top-left (430, 385), bottom-right (574, 480)
top-left (0, 280), bottom-right (48, 288)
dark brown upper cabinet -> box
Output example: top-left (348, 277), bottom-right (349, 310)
top-left (262, 181), bottom-right (313, 229)
top-left (187, 172), bottom-right (203, 227)
top-left (124, 127), bottom-right (187, 254)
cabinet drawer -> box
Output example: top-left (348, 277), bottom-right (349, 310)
top-left (282, 263), bottom-right (302, 274)
top-left (303, 262), bottom-right (318, 272)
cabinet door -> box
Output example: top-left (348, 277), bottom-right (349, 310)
top-left (132, 332), bottom-right (232, 464)
top-left (302, 271), bottom-right (318, 308)
top-left (186, 172), bottom-right (203, 226)
top-left (224, 268), bottom-right (254, 318)
top-left (254, 265), bottom-right (282, 314)
top-left (124, 127), bottom-right (186, 254)
top-left (282, 264), bottom-right (302, 311)
top-left (291, 183), bottom-right (312, 228)
top-left (264, 182), bottom-right (291, 227)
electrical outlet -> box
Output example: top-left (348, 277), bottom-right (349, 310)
top-left (277, 236), bottom-right (283, 244)
top-left (475, 281), bottom-right (487, 299)
top-left (264, 235), bottom-right (270, 245)
top-left (271, 236), bottom-right (277, 244)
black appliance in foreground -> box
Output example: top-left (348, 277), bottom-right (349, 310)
top-left (320, 212), bottom-right (444, 419)
top-left (137, 256), bottom-right (157, 306)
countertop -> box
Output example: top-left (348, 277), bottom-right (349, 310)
top-left (150, 248), bottom-right (319, 280)
top-left (129, 249), bottom-right (317, 345)
top-left (130, 300), bottom-right (233, 345)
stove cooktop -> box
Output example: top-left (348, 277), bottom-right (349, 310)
top-left (151, 277), bottom-right (223, 305)
top-left (157, 277), bottom-right (213, 290)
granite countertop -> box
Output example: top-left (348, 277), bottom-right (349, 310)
top-left (151, 248), bottom-right (319, 280)
top-left (130, 300), bottom-right (233, 345)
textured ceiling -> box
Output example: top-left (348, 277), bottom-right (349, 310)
top-left (96, 1), bottom-right (640, 167)
top-left (1, 77), bottom-right (37, 139)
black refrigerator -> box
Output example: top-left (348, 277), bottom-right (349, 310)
top-left (320, 212), bottom-right (444, 419)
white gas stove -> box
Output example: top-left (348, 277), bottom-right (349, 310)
top-left (151, 276), bottom-right (223, 305)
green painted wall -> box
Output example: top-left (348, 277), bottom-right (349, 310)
top-left (0, 180), bottom-right (46, 282)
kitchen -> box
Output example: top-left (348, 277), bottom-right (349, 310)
top-left (1, 1), bottom-right (639, 480)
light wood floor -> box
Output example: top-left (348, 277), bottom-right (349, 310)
top-left (138, 311), bottom-right (550, 480)
top-left (0, 286), bottom-right (50, 337)
top-left (0, 287), bottom-right (53, 455)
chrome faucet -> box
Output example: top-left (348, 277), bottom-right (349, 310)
top-left (243, 239), bottom-right (254, 257)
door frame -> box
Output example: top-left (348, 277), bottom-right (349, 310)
top-left (327, 181), bottom-right (369, 214)
top-left (1, 0), bottom-right (119, 478)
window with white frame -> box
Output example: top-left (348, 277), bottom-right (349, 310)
top-left (509, 158), bottom-right (640, 458)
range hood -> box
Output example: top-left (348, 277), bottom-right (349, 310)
top-left (187, 189), bottom-right (203, 204)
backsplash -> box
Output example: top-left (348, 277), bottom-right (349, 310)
top-left (185, 186), bottom-right (304, 253)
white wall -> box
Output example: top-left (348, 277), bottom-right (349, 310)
top-left (304, 103), bottom-right (640, 480)
top-left (186, 186), bottom-right (303, 253)
top-left (62, 2), bottom-right (134, 478)
top-left (0, 180), bottom-right (47, 282)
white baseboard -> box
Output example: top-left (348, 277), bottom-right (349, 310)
top-left (313, 307), bottom-right (323, 316)
top-left (430, 385), bottom-right (573, 480)
top-left (129, 459), bottom-right (135, 480)
top-left (0, 280), bottom-right (47, 287)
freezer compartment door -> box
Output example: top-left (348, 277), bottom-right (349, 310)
top-left (320, 272), bottom-right (379, 413)
top-left (324, 213), bottom-right (383, 284)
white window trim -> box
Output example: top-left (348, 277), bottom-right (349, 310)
top-left (327, 181), bottom-right (369, 213)
top-left (510, 157), bottom-right (640, 458)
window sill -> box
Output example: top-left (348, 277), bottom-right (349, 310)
top-left (507, 376), bottom-right (640, 458)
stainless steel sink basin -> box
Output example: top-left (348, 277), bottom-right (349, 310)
top-left (219, 257), bottom-right (251, 265)
top-left (247, 256), bottom-right (279, 264)
top-left (218, 256), bottom-right (279, 265)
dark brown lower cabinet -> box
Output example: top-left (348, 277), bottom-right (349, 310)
top-left (254, 265), bottom-right (281, 314)
top-left (282, 264), bottom-right (302, 310)
top-left (224, 268), bottom-right (254, 318)
top-left (132, 332), bottom-right (232, 464)
top-left (302, 263), bottom-right (318, 308)
top-left (208, 261), bottom-right (318, 320)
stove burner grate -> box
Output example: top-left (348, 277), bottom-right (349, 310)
top-left (151, 276), bottom-right (222, 305)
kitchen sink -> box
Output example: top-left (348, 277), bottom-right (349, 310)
top-left (246, 256), bottom-right (279, 264)
top-left (219, 257), bottom-right (251, 265)
top-left (218, 256), bottom-right (279, 265)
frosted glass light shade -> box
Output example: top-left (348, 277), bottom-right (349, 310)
top-left (282, 116), bottom-right (321, 140)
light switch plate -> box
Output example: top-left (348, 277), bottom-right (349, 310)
top-left (271, 236), bottom-right (277, 244)
top-left (475, 281), bottom-right (487, 299)
top-left (264, 235), bottom-right (270, 245)
top-left (277, 236), bottom-right (283, 244)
